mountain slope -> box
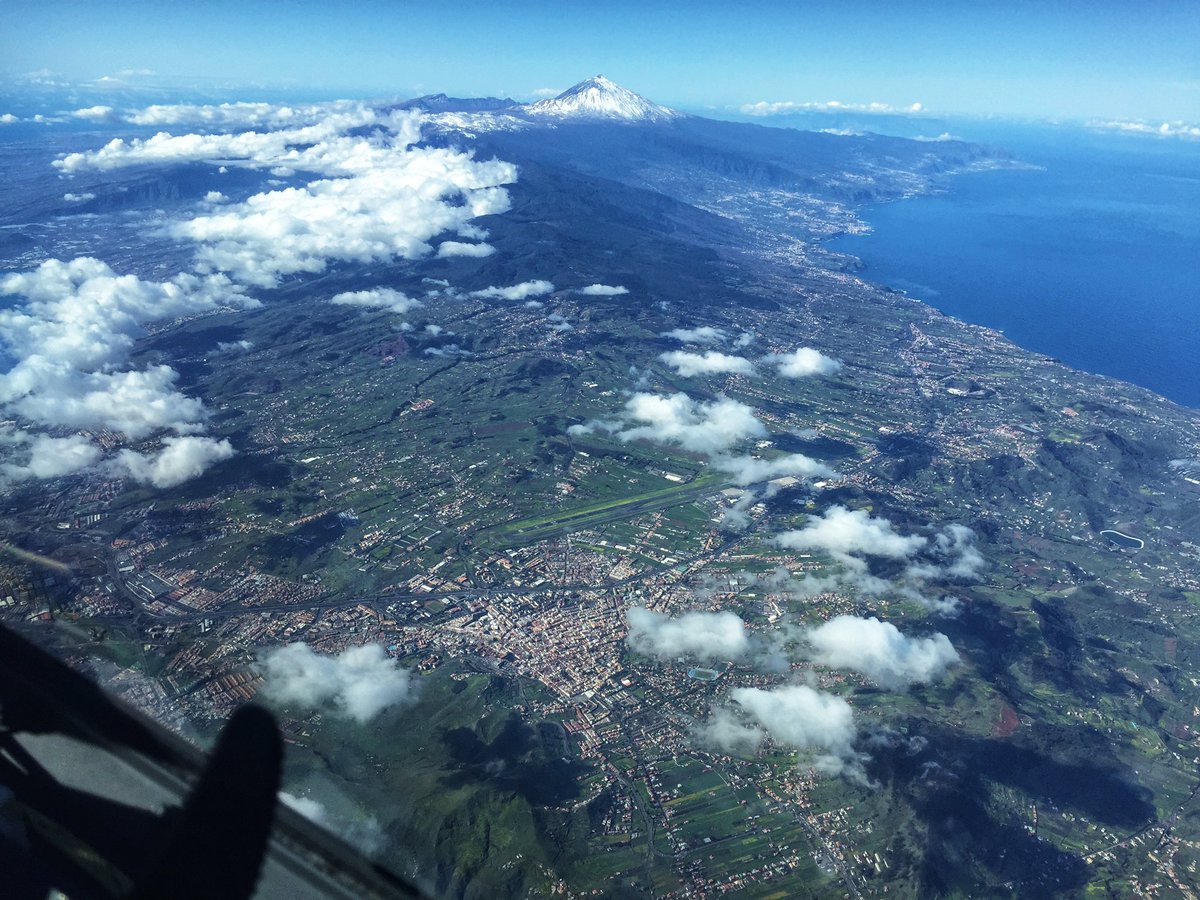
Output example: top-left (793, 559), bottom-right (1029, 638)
top-left (522, 75), bottom-right (682, 122)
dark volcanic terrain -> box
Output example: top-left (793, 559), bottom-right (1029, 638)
top-left (3, 82), bottom-right (1200, 898)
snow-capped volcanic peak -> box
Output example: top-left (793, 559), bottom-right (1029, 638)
top-left (524, 75), bottom-right (681, 122)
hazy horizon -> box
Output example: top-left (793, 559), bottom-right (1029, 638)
top-left (2, 0), bottom-right (1197, 123)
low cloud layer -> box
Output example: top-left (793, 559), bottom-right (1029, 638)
top-left (55, 106), bottom-right (380, 173)
top-left (626, 607), bottom-right (749, 661)
top-left (571, 392), bottom-right (766, 455)
top-left (261, 643), bottom-right (415, 724)
top-left (57, 109), bottom-right (517, 288)
top-left (176, 153), bottom-right (512, 287)
top-left (767, 347), bottom-right (842, 378)
top-left (330, 288), bottom-right (421, 315)
top-left (436, 240), bottom-right (496, 258)
top-left (0, 430), bottom-right (101, 481)
top-left (769, 510), bottom-right (982, 613)
top-left (805, 616), bottom-right (959, 690)
top-left (469, 280), bottom-right (554, 300)
top-left (659, 350), bottom-right (756, 377)
top-left (114, 436), bottom-right (236, 488)
top-left (741, 100), bottom-right (925, 116)
top-left (1088, 119), bottom-right (1200, 140)
top-left (776, 505), bottom-right (925, 560)
top-left (579, 283), bottom-right (628, 296)
top-left (661, 326), bottom-right (726, 345)
top-left (929, 524), bottom-right (985, 579)
top-left (703, 684), bottom-right (860, 778)
top-left (712, 452), bottom-right (834, 485)
top-left (280, 792), bottom-right (385, 855)
top-left (0, 257), bottom-right (254, 486)
top-left (125, 99), bottom-right (374, 130)
top-left (15, 102), bottom-right (533, 488)
top-left (0, 257), bottom-right (252, 380)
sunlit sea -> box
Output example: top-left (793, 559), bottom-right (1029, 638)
top-left (828, 124), bottom-right (1200, 408)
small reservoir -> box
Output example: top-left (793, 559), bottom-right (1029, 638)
top-left (1101, 529), bottom-right (1144, 550)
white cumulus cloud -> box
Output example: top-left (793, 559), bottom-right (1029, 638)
top-left (113, 436), bottom-right (235, 488)
top-left (4, 364), bottom-right (208, 439)
top-left (661, 326), bottom-right (726, 345)
top-left (700, 709), bottom-right (765, 753)
top-left (0, 258), bottom-right (253, 485)
top-left (0, 257), bottom-right (252, 373)
top-left (732, 685), bottom-right (856, 755)
top-left (125, 99), bottom-right (373, 130)
top-left (704, 684), bottom-right (860, 778)
top-left (805, 616), bottom-right (959, 690)
top-left (711, 453), bottom-right (834, 485)
top-left (766, 347), bottom-right (842, 378)
top-left (0, 259), bottom-right (251, 437)
top-left (931, 523), bottom-right (985, 579)
top-left (261, 643), bottom-right (415, 724)
top-left (574, 392), bottom-right (766, 456)
top-left (579, 283), bottom-right (628, 296)
top-left (436, 240), bottom-right (495, 258)
top-left (626, 607), bottom-right (749, 661)
top-left (0, 430), bottom-right (101, 482)
top-left (330, 288), bottom-right (421, 315)
top-left (469, 279), bottom-right (555, 300)
top-left (279, 792), bottom-right (384, 855)
top-left (177, 154), bottom-right (513, 287)
top-left (770, 510), bottom-right (974, 614)
top-left (56, 110), bottom-right (517, 289)
top-left (776, 505), bottom-right (926, 560)
top-left (659, 350), bottom-right (756, 377)
top-left (70, 105), bottom-right (115, 121)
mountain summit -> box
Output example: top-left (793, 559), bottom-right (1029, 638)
top-left (524, 75), bottom-right (681, 122)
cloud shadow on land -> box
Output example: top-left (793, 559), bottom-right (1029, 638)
top-left (154, 448), bottom-right (294, 504)
top-left (865, 720), bottom-right (1154, 897)
top-left (771, 430), bottom-right (859, 460)
top-left (441, 715), bottom-right (585, 808)
top-left (255, 516), bottom-right (345, 575)
top-left (874, 431), bottom-right (938, 482)
top-left (936, 593), bottom-right (1040, 689)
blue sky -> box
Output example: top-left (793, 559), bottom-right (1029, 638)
top-left (2, 0), bottom-right (1197, 121)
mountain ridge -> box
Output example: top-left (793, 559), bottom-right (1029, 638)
top-left (522, 75), bottom-right (682, 122)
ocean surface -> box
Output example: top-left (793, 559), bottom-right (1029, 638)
top-left (827, 123), bottom-right (1200, 408)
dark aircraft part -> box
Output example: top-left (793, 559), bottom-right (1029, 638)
top-left (0, 623), bottom-right (425, 899)
top-left (129, 706), bottom-right (282, 900)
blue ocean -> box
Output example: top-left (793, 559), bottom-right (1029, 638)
top-left (827, 124), bottom-right (1200, 408)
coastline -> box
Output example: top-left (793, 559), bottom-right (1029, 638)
top-left (823, 128), bottom-right (1200, 410)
